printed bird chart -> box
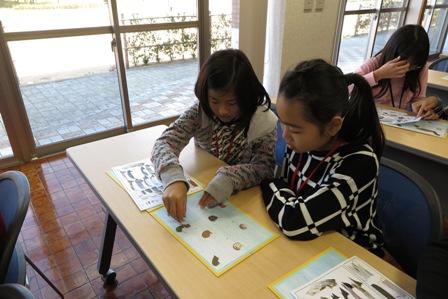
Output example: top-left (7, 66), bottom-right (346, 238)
top-left (151, 191), bottom-right (278, 276)
top-left (377, 108), bottom-right (421, 125)
top-left (378, 108), bottom-right (448, 138)
top-left (110, 159), bottom-right (202, 211)
top-left (291, 256), bottom-right (414, 299)
top-left (269, 248), bottom-right (346, 299)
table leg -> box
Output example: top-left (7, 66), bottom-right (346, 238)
top-left (97, 213), bottom-right (118, 287)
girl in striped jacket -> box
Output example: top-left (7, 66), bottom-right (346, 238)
top-left (261, 59), bottom-right (385, 255)
top-left (151, 49), bottom-right (277, 222)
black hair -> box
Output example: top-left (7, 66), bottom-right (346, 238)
top-left (374, 24), bottom-right (429, 100)
top-left (279, 59), bottom-right (385, 157)
top-left (194, 49), bottom-right (271, 135)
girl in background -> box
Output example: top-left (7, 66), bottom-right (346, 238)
top-left (152, 49), bottom-right (277, 222)
top-left (356, 24), bottom-right (441, 119)
top-left (261, 59), bottom-right (384, 255)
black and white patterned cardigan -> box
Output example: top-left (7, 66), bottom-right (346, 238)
top-left (260, 142), bottom-right (384, 254)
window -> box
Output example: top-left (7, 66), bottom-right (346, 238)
top-left (422, 0), bottom-right (448, 55)
top-left (335, 0), bottom-right (409, 73)
top-left (8, 35), bottom-right (122, 146)
top-left (0, 0), bottom-right (240, 165)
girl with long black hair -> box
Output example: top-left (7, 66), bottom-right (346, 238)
top-left (261, 59), bottom-right (384, 254)
top-left (152, 49), bottom-right (277, 222)
top-left (356, 24), bottom-right (441, 119)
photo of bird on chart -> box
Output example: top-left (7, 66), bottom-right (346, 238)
top-left (291, 257), bottom-right (414, 299)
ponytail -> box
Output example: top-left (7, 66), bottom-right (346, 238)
top-left (279, 59), bottom-right (385, 158)
top-left (342, 73), bottom-right (385, 157)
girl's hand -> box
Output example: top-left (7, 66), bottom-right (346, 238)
top-left (411, 96), bottom-right (441, 120)
top-left (373, 56), bottom-right (410, 81)
top-left (199, 191), bottom-right (218, 209)
top-left (163, 181), bottom-right (188, 222)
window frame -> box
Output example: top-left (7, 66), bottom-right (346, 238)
top-left (333, 0), bottom-right (409, 68)
top-left (0, 0), bottom-right (236, 166)
top-left (422, 0), bottom-right (448, 56)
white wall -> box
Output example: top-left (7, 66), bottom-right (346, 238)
top-left (280, 0), bottom-right (342, 75)
top-left (239, 0), bottom-right (268, 81)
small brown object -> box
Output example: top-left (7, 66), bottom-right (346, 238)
top-left (202, 230), bottom-right (212, 238)
top-left (183, 223), bottom-right (191, 228)
top-left (239, 224), bottom-right (247, 230)
top-left (212, 255), bottom-right (220, 266)
top-left (208, 215), bottom-right (218, 221)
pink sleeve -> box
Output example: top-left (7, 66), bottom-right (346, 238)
top-left (413, 63), bottom-right (429, 101)
top-left (355, 57), bottom-right (380, 87)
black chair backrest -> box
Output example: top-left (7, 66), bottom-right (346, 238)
top-left (429, 57), bottom-right (448, 72)
top-left (377, 158), bottom-right (443, 277)
top-left (0, 171), bottom-right (30, 283)
top-left (0, 283), bottom-right (35, 299)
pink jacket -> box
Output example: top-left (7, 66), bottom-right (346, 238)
top-left (355, 56), bottom-right (428, 109)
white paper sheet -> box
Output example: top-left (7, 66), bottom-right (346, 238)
top-left (291, 256), bottom-right (414, 299)
top-left (111, 159), bottom-right (202, 211)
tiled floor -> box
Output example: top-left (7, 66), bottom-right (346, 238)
top-left (7, 154), bottom-right (172, 299)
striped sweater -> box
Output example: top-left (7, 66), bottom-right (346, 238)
top-left (261, 142), bottom-right (384, 253)
top-left (151, 102), bottom-right (278, 203)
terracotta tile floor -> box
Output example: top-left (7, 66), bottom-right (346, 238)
top-left (7, 154), bottom-right (172, 299)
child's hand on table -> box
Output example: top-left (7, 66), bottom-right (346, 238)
top-left (199, 191), bottom-right (218, 209)
top-left (163, 181), bottom-right (188, 222)
top-left (412, 96), bottom-right (440, 120)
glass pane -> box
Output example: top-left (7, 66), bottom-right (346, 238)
top-left (0, 114), bottom-right (13, 159)
top-left (122, 29), bottom-right (199, 126)
top-left (0, 0), bottom-right (109, 32)
top-left (117, 0), bottom-right (197, 25)
top-left (9, 35), bottom-right (123, 147)
top-left (443, 32), bottom-right (448, 53)
top-left (345, 0), bottom-right (377, 11)
top-left (123, 29), bottom-right (198, 66)
top-left (381, 0), bottom-right (407, 9)
top-left (373, 11), bottom-right (405, 54)
top-left (422, 8), bottom-right (434, 33)
top-left (428, 8), bottom-right (448, 54)
top-left (337, 13), bottom-right (375, 73)
top-left (210, 0), bottom-right (238, 51)
top-left (436, 0), bottom-right (448, 5)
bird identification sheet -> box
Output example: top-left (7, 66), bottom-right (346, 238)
top-left (110, 159), bottom-right (202, 211)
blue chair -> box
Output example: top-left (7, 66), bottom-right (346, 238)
top-left (0, 171), bottom-right (63, 298)
top-left (429, 57), bottom-right (448, 72)
top-left (0, 171), bottom-right (29, 285)
top-left (377, 158), bottom-right (443, 277)
top-left (275, 120), bottom-right (286, 167)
